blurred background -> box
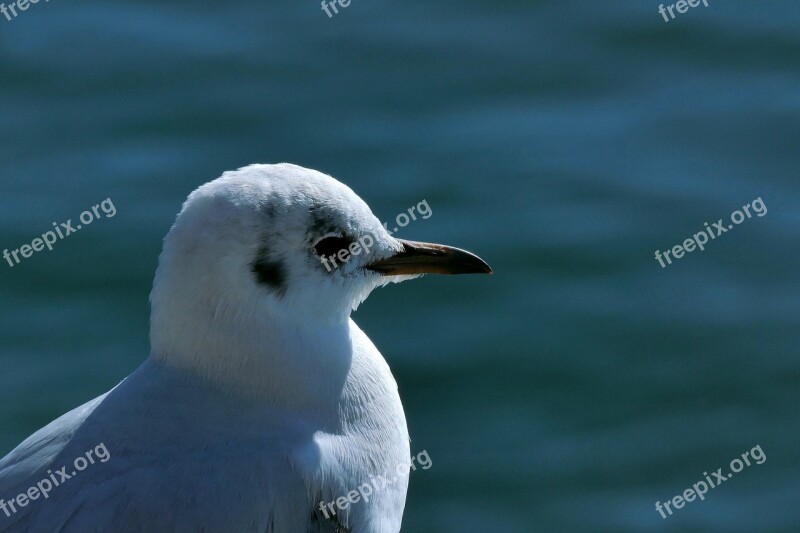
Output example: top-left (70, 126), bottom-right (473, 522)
top-left (1, 1), bottom-right (799, 531)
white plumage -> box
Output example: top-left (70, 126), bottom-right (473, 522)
top-left (0, 163), bottom-right (490, 532)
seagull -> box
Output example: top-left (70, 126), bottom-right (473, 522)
top-left (0, 163), bottom-right (491, 532)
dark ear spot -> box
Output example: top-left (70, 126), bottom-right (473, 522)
top-left (252, 248), bottom-right (286, 296)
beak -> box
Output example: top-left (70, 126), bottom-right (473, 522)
top-left (366, 239), bottom-right (493, 276)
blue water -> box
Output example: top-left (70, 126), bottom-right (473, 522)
top-left (2, 1), bottom-right (799, 531)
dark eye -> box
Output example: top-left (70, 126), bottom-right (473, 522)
top-left (314, 236), bottom-right (354, 258)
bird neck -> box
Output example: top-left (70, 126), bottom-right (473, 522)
top-left (150, 296), bottom-right (356, 417)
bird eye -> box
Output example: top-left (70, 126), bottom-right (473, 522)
top-left (314, 236), bottom-right (354, 258)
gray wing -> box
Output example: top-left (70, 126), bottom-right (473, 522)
top-left (0, 361), bottom-right (332, 533)
top-left (0, 393), bottom-right (107, 531)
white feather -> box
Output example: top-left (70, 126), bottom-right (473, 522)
top-left (0, 164), bottom-right (415, 532)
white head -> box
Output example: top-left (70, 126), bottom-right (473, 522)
top-left (149, 164), bottom-right (490, 391)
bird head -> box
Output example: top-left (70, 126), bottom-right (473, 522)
top-left (149, 164), bottom-right (491, 364)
